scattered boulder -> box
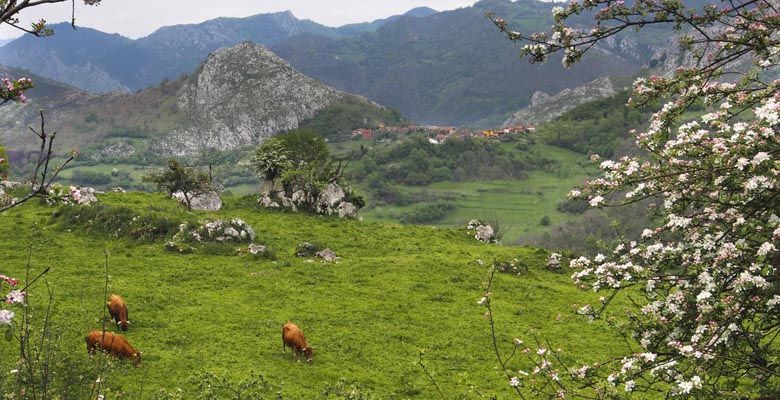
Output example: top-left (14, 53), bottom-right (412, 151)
top-left (260, 181), bottom-right (361, 219)
top-left (475, 225), bottom-right (496, 243)
top-left (316, 248), bottom-right (340, 262)
top-left (112, 187), bottom-right (127, 193)
top-left (172, 191), bottom-right (222, 211)
top-left (0, 181), bottom-right (22, 190)
top-left (248, 244), bottom-right (267, 255)
top-left (547, 253), bottom-right (562, 270)
top-left (466, 219), bottom-right (482, 230)
top-left (47, 185), bottom-right (98, 206)
top-left (338, 202), bottom-right (358, 219)
top-left (291, 190), bottom-right (309, 205)
top-left (258, 194), bottom-right (280, 208)
top-left (466, 219), bottom-right (497, 243)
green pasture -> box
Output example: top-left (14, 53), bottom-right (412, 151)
top-left (359, 144), bottom-right (593, 242)
top-left (0, 193), bottom-right (625, 398)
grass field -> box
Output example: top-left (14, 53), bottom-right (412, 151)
top-left (358, 144), bottom-right (594, 242)
top-left (0, 193), bottom-right (625, 398)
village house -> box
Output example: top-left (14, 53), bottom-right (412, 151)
top-left (351, 128), bottom-right (375, 140)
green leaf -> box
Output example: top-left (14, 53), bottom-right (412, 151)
top-left (5, 324), bottom-right (14, 341)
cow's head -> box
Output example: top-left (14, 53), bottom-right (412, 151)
top-left (118, 320), bottom-right (129, 331)
top-left (132, 351), bottom-right (142, 367)
top-left (302, 347), bottom-right (314, 363)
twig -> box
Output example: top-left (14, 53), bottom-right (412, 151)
top-left (417, 351), bottom-right (447, 400)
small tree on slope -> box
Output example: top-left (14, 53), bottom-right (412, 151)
top-left (487, 1), bottom-right (779, 398)
top-left (144, 159), bottom-right (214, 211)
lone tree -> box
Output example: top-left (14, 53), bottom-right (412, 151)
top-left (487, 1), bottom-right (779, 398)
top-left (144, 159), bottom-right (214, 211)
top-left (251, 129), bottom-right (348, 196)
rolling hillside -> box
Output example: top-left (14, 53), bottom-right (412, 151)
top-left (0, 192), bottom-right (626, 398)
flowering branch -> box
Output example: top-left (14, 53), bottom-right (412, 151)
top-left (1, 111), bottom-right (77, 212)
top-left (489, 0), bottom-right (780, 397)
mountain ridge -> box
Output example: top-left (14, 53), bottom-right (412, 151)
top-left (0, 42), bottom-right (400, 157)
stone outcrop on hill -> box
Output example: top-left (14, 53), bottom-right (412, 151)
top-left (258, 180), bottom-right (360, 219)
top-left (503, 77), bottom-right (622, 127)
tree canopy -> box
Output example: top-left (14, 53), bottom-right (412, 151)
top-left (489, 0), bottom-right (780, 398)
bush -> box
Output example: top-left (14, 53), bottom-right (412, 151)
top-left (540, 215), bottom-right (551, 226)
top-left (53, 204), bottom-right (185, 242)
top-left (295, 242), bottom-right (322, 257)
top-left (400, 201), bottom-right (456, 224)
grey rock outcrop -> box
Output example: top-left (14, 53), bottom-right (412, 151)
top-left (547, 253), bottom-right (562, 271)
top-left (475, 225), bottom-right (495, 243)
top-left (258, 194), bottom-right (280, 208)
top-left (316, 248), bottom-right (340, 262)
top-left (338, 202), bottom-right (357, 219)
top-left (503, 77), bottom-right (621, 127)
top-left (166, 42), bottom-right (350, 155)
top-left (248, 244), bottom-right (267, 255)
top-left (315, 183), bottom-right (346, 215)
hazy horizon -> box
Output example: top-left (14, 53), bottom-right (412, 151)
top-left (0, 0), bottom-right (481, 40)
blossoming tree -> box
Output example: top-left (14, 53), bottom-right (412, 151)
top-left (488, 0), bottom-right (779, 398)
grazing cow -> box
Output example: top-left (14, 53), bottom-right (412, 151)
top-left (85, 330), bottom-right (141, 366)
top-left (282, 321), bottom-right (314, 362)
top-left (106, 294), bottom-right (130, 332)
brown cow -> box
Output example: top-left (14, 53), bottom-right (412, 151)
top-left (282, 321), bottom-right (314, 362)
top-left (106, 294), bottom-right (129, 331)
top-left (85, 330), bottom-right (141, 366)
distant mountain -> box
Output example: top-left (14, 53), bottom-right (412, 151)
top-left (335, 7), bottom-right (438, 36)
top-left (0, 1), bottom-right (673, 125)
top-left (0, 25), bottom-right (138, 92)
top-left (0, 8), bottom-right (433, 93)
top-left (272, 0), bottom-right (664, 124)
top-left (0, 43), bottom-right (400, 157)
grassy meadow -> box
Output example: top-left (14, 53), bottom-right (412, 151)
top-left (356, 144), bottom-right (594, 242)
top-left (0, 193), bottom-right (626, 398)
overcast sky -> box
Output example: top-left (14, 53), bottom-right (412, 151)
top-left (0, 0), bottom-right (482, 40)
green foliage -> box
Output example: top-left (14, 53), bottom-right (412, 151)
top-left (356, 136), bottom-right (551, 189)
top-left (537, 91), bottom-right (652, 157)
top-left (53, 203), bottom-right (189, 242)
top-left (295, 241), bottom-right (323, 257)
top-left (539, 215), bottom-right (551, 226)
top-left (0, 145), bottom-right (9, 180)
top-left (252, 130), bottom-right (333, 188)
top-left (400, 200), bottom-right (456, 224)
top-left (144, 159), bottom-right (214, 210)
top-left (298, 96), bottom-right (406, 138)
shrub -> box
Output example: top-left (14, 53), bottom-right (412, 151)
top-left (53, 204), bottom-right (185, 242)
top-left (295, 242), bottom-right (322, 257)
top-left (400, 201), bottom-right (456, 224)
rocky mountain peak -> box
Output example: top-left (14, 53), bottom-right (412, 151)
top-left (168, 42), bottom-right (348, 155)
